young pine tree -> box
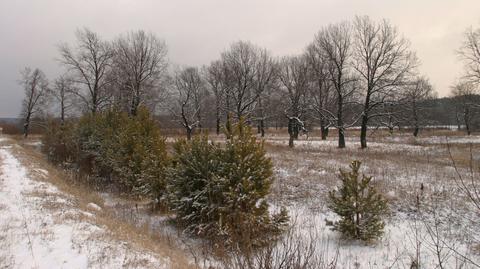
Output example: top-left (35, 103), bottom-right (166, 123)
top-left (328, 160), bottom-right (389, 241)
top-left (220, 118), bottom-right (288, 247)
top-left (168, 119), bottom-right (288, 249)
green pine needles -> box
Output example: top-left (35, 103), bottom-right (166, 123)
top-left (168, 118), bottom-right (289, 249)
top-left (328, 160), bottom-right (389, 241)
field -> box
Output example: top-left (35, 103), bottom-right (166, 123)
top-left (1, 128), bottom-right (480, 268)
top-left (264, 130), bottom-right (480, 268)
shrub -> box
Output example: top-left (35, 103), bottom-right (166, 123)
top-left (75, 109), bottom-right (125, 178)
top-left (328, 160), bottom-right (389, 241)
top-left (168, 120), bottom-right (288, 249)
top-left (42, 119), bottom-right (78, 164)
top-left (47, 107), bottom-right (169, 199)
top-left (106, 107), bottom-right (169, 198)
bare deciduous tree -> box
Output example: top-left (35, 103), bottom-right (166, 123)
top-left (404, 76), bottom-right (435, 137)
top-left (205, 60), bottom-right (227, 135)
top-left (314, 22), bottom-right (357, 148)
top-left (306, 43), bottom-right (335, 140)
top-left (58, 28), bottom-right (114, 113)
top-left (19, 67), bottom-right (48, 137)
top-left (113, 30), bottom-right (168, 116)
top-left (451, 81), bottom-right (478, 135)
top-left (352, 15), bottom-right (418, 148)
top-left (253, 49), bottom-right (277, 137)
top-left (278, 55), bottom-right (310, 147)
top-left (171, 67), bottom-right (208, 140)
top-left (49, 75), bottom-right (76, 123)
top-left (220, 41), bottom-right (275, 122)
top-left (458, 26), bottom-right (480, 85)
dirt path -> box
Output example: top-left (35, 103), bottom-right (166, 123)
top-left (0, 137), bottom-right (174, 269)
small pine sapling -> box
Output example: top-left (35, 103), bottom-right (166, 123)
top-left (328, 160), bottom-right (389, 241)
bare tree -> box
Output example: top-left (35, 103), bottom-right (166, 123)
top-left (458, 26), bottom-right (480, 85)
top-left (220, 41), bottom-right (274, 122)
top-left (19, 67), bottom-right (48, 137)
top-left (374, 101), bottom-right (403, 135)
top-left (205, 60), bottom-right (226, 135)
top-left (404, 76), bottom-right (435, 137)
top-left (49, 75), bottom-right (76, 123)
top-left (305, 43), bottom-right (335, 140)
top-left (313, 21), bottom-right (357, 148)
top-left (451, 80), bottom-right (478, 135)
top-left (253, 49), bottom-right (277, 137)
top-left (58, 28), bottom-right (114, 113)
top-left (170, 67), bottom-right (208, 140)
top-left (278, 55), bottom-right (310, 147)
top-left (352, 16), bottom-right (418, 148)
top-left (113, 30), bottom-right (168, 116)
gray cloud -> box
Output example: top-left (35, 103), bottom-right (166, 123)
top-left (1, 0), bottom-right (479, 117)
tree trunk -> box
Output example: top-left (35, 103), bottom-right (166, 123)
top-left (320, 120), bottom-right (329, 140)
top-left (23, 122), bottom-right (30, 138)
top-left (186, 127), bottom-right (192, 140)
top-left (338, 128), bottom-right (345, 148)
top-left (288, 135), bottom-right (294, 148)
top-left (465, 119), bottom-right (471, 136)
top-left (455, 111), bottom-right (462, 131)
top-left (216, 117), bottom-right (220, 135)
top-left (60, 99), bottom-right (65, 125)
top-left (413, 113), bottom-right (419, 137)
top-left (197, 112), bottom-right (202, 129)
top-left (413, 127), bottom-right (419, 137)
top-left (260, 119), bottom-right (265, 137)
top-left (360, 91), bottom-right (372, 149)
top-left (464, 109), bottom-right (471, 135)
top-left (288, 117), bottom-right (295, 148)
top-left (130, 92), bottom-right (140, 116)
top-left (360, 114), bottom-right (368, 149)
top-left (23, 113), bottom-right (31, 138)
top-left (92, 89), bottom-right (98, 114)
top-left (225, 113), bottom-right (232, 139)
top-left (337, 96), bottom-right (345, 148)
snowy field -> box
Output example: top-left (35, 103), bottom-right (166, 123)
top-left (265, 134), bottom-right (480, 268)
top-left (1, 133), bottom-right (479, 268)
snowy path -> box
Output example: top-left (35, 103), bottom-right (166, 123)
top-left (0, 138), bottom-right (170, 269)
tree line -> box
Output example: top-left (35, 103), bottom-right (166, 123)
top-left (20, 16), bottom-right (480, 146)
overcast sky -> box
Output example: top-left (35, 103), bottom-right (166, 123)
top-left (1, 0), bottom-right (479, 117)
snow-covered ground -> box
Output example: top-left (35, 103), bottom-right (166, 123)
top-left (266, 138), bottom-right (426, 154)
top-left (2, 132), bottom-right (479, 268)
top-left (265, 134), bottom-right (480, 268)
top-left (0, 138), bottom-right (171, 269)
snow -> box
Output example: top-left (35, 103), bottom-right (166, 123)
top-left (25, 141), bottom-right (43, 146)
top-left (283, 204), bottom-right (476, 268)
top-left (266, 138), bottom-right (426, 154)
top-left (266, 134), bottom-right (480, 268)
top-left (86, 203), bottom-right (102, 212)
top-left (0, 141), bottom-right (170, 268)
top-left (35, 168), bottom-right (49, 176)
top-left (417, 135), bottom-right (480, 144)
top-left (1, 132), bottom-right (478, 268)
